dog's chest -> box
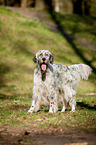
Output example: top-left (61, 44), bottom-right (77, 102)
top-left (34, 68), bottom-right (54, 86)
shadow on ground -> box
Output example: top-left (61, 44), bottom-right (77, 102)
top-left (77, 101), bottom-right (96, 110)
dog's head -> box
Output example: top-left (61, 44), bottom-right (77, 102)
top-left (33, 50), bottom-right (54, 72)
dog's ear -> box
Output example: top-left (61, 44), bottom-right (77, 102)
top-left (33, 55), bottom-right (37, 63)
top-left (49, 54), bottom-right (54, 64)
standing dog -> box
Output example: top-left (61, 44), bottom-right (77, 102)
top-left (28, 50), bottom-right (92, 113)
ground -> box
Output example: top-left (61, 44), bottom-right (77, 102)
top-left (0, 125), bottom-right (96, 145)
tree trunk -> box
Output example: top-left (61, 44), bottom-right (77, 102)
top-left (84, 0), bottom-right (91, 15)
top-left (21, 0), bottom-right (27, 7)
top-left (72, 0), bottom-right (83, 15)
top-left (54, 0), bottom-right (60, 12)
top-left (27, 0), bottom-right (36, 7)
top-left (2, 0), bottom-right (7, 5)
top-left (44, 0), bottom-right (53, 10)
top-left (35, 0), bottom-right (45, 9)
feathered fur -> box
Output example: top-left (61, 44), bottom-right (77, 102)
top-left (28, 50), bottom-right (92, 113)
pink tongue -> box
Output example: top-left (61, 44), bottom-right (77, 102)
top-left (41, 64), bottom-right (46, 71)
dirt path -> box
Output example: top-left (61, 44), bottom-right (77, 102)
top-left (5, 7), bottom-right (58, 31)
top-left (0, 126), bottom-right (96, 145)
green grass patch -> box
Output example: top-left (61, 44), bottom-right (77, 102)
top-left (0, 7), bottom-right (96, 133)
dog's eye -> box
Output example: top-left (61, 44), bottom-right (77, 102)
top-left (45, 53), bottom-right (48, 57)
top-left (39, 54), bottom-right (43, 57)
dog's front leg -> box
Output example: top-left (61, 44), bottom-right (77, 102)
top-left (61, 102), bottom-right (66, 112)
top-left (28, 98), bottom-right (40, 113)
top-left (71, 104), bottom-right (75, 112)
top-left (49, 93), bottom-right (58, 113)
top-left (28, 100), bottom-right (35, 113)
top-left (49, 101), bottom-right (54, 113)
top-left (61, 97), bottom-right (66, 112)
top-left (28, 85), bottom-right (41, 113)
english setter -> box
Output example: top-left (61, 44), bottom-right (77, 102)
top-left (28, 50), bottom-right (92, 113)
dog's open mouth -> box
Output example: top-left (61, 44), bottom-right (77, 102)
top-left (41, 63), bottom-right (47, 71)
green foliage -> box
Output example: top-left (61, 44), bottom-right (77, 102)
top-left (0, 7), bottom-right (96, 132)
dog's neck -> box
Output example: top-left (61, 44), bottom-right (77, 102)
top-left (38, 63), bottom-right (53, 81)
top-left (37, 65), bottom-right (47, 81)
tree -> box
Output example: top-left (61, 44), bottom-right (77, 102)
top-left (27, 0), bottom-right (36, 7)
top-left (21, 0), bottom-right (27, 7)
top-left (72, 0), bottom-right (83, 15)
top-left (84, 0), bottom-right (91, 15)
top-left (54, 0), bottom-right (60, 12)
top-left (2, 0), bottom-right (7, 5)
top-left (72, 0), bottom-right (92, 15)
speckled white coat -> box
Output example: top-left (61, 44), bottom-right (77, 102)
top-left (28, 50), bottom-right (92, 113)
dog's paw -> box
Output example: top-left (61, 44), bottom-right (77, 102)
top-left (70, 110), bottom-right (75, 112)
top-left (49, 110), bottom-right (53, 113)
top-left (28, 109), bottom-right (33, 113)
top-left (61, 110), bottom-right (65, 113)
top-left (61, 108), bottom-right (66, 112)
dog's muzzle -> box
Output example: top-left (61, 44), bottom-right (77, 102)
top-left (41, 58), bottom-right (47, 71)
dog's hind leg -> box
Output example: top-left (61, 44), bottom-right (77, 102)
top-left (71, 103), bottom-right (75, 112)
top-left (61, 99), bottom-right (66, 112)
top-left (69, 95), bottom-right (76, 112)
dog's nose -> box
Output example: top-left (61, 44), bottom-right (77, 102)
top-left (42, 58), bottom-right (46, 61)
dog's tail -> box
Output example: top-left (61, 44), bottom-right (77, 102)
top-left (80, 64), bottom-right (92, 80)
top-left (69, 64), bottom-right (92, 82)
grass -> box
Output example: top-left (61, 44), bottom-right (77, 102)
top-left (49, 11), bottom-right (96, 45)
top-left (0, 6), bottom-right (96, 133)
